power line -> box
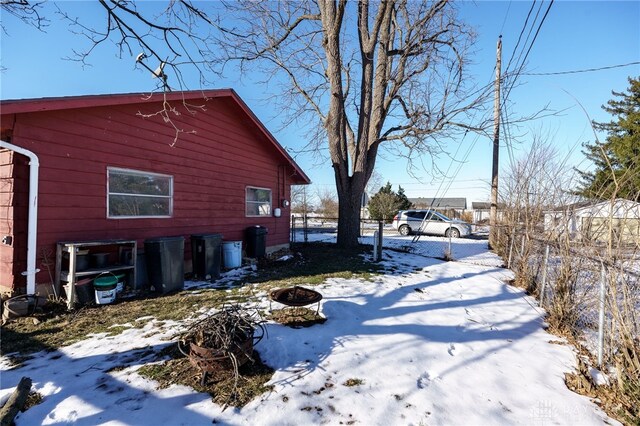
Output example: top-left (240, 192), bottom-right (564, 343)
top-left (441, 134), bottom-right (483, 195)
top-left (484, 1), bottom-right (556, 245)
top-left (500, 106), bottom-right (516, 169)
top-left (516, 0), bottom-right (555, 76)
top-left (429, 130), bottom-right (466, 204)
top-left (502, 0), bottom-right (554, 106)
top-left (395, 179), bottom-right (488, 185)
top-left (521, 61), bottom-right (640, 76)
top-left (503, 0), bottom-right (537, 76)
top-left (509, 0), bottom-right (545, 79)
top-left (499, 1), bottom-right (513, 35)
top-left (496, 0), bottom-right (554, 176)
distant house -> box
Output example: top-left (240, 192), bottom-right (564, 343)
top-left (361, 192), bottom-right (370, 219)
top-left (544, 199), bottom-right (640, 245)
top-left (471, 202), bottom-right (491, 223)
top-left (0, 90), bottom-right (310, 294)
top-left (408, 197), bottom-right (467, 218)
top-left (470, 202), bottom-right (507, 224)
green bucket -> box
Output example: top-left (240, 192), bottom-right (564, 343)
top-left (94, 272), bottom-right (118, 305)
top-left (94, 275), bottom-right (118, 287)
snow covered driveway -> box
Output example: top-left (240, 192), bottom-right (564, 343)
top-left (1, 244), bottom-right (617, 425)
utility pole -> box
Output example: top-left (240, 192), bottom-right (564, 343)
top-left (489, 35), bottom-right (502, 250)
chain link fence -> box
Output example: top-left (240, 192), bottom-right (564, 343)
top-left (496, 223), bottom-right (639, 420)
top-left (290, 216), bottom-right (393, 243)
top-left (290, 215), bottom-right (500, 266)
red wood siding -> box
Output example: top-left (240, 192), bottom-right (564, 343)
top-left (4, 96), bottom-right (299, 290)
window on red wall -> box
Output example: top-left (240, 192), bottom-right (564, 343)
top-left (107, 167), bottom-right (173, 218)
top-left (246, 186), bottom-right (272, 217)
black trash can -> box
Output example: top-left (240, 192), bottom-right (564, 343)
top-left (191, 233), bottom-right (223, 280)
top-left (145, 236), bottom-right (185, 294)
top-left (245, 225), bottom-right (268, 258)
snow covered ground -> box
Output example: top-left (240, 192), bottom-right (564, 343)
top-left (0, 235), bottom-right (618, 425)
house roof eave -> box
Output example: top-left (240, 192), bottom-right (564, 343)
top-left (1, 90), bottom-right (311, 185)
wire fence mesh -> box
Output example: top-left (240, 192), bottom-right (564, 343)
top-left (290, 215), bottom-right (502, 268)
top-left (496, 222), bottom-right (639, 412)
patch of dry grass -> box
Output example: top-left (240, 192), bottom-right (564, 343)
top-left (23, 391), bottom-right (44, 411)
top-left (1, 289), bottom-right (238, 359)
top-left (564, 350), bottom-right (639, 425)
top-left (1, 242), bottom-right (381, 362)
top-left (137, 344), bottom-right (274, 408)
top-left (268, 307), bottom-right (326, 328)
top-left (342, 378), bottom-right (364, 387)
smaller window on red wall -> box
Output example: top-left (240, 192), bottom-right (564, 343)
top-left (246, 186), bottom-right (272, 217)
top-left (107, 167), bottom-right (173, 219)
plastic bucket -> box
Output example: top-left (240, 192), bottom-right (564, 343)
top-left (222, 241), bottom-right (242, 269)
top-left (91, 253), bottom-right (110, 268)
top-left (94, 274), bottom-right (118, 305)
top-left (76, 254), bottom-right (90, 271)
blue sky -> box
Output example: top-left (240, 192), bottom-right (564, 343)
top-left (1, 1), bottom-right (639, 203)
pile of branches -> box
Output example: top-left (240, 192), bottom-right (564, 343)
top-left (179, 305), bottom-right (265, 387)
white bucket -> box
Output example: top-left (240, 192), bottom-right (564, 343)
top-left (222, 241), bottom-right (242, 269)
top-left (95, 285), bottom-right (117, 305)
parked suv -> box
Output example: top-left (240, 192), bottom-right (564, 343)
top-left (391, 209), bottom-right (472, 237)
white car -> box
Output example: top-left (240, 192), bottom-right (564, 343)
top-left (391, 209), bottom-right (472, 237)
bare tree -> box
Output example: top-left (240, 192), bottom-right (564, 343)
top-left (215, 1), bottom-right (490, 246)
top-left (291, 185), bottom-right (314, 216)
top-left (1, 0), bottom-right (48, 33)
top-left (365, 170), bottom-right (384, 197)
top-left (498, 134), bottom-right (578, 291)
top-left (316, 188), bottom-right (339, 219)
top-left (10, 1), bottom-right (489, 247)
top-left (499, 133), bottom-right (577, 234)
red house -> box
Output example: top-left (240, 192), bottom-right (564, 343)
top-left (0, 90), bottom-right (310, 295)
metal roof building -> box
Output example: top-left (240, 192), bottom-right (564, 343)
top-left (409, 197), bottom-right (467, 210)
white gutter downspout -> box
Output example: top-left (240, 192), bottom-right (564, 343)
top-left (0, 140), bottom-right (39, 295)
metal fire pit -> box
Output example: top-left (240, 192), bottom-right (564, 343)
top-left (177, 306), bottom-right (265, 385)
top-left (179, 331), bottom-right (264, 385)
top-left (269, 286), bottom-right (323, 313)
top-left (187, 337), bottom-right (254, 372)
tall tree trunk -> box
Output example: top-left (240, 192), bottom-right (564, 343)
top-left (335, 172), bottom-right (367, 248)
top-left (333, 142), bottom-right (378, 248)
top-left (336, 189), bottom-right (363, 248)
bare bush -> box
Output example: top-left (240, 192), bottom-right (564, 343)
top-left (498, 135), bottom-right (578, 296)
top-left (316, 188), bottom-right (339, 219)
top-left (291, 185), bottom-right (314, 216)
top-left (546, 256), bottom-right (581, 335)
top-left (497, 125), bottom-right (639, 422)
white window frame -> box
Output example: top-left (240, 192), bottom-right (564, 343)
top-left (246, 186), bottom-right (272, 217)
top-left (107, 167), bottom-right (173, 219)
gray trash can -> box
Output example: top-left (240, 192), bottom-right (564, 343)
top-left (191, 233), bottom-right (223, 280)
top-left (145, 236), bottom-right (184, 294)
